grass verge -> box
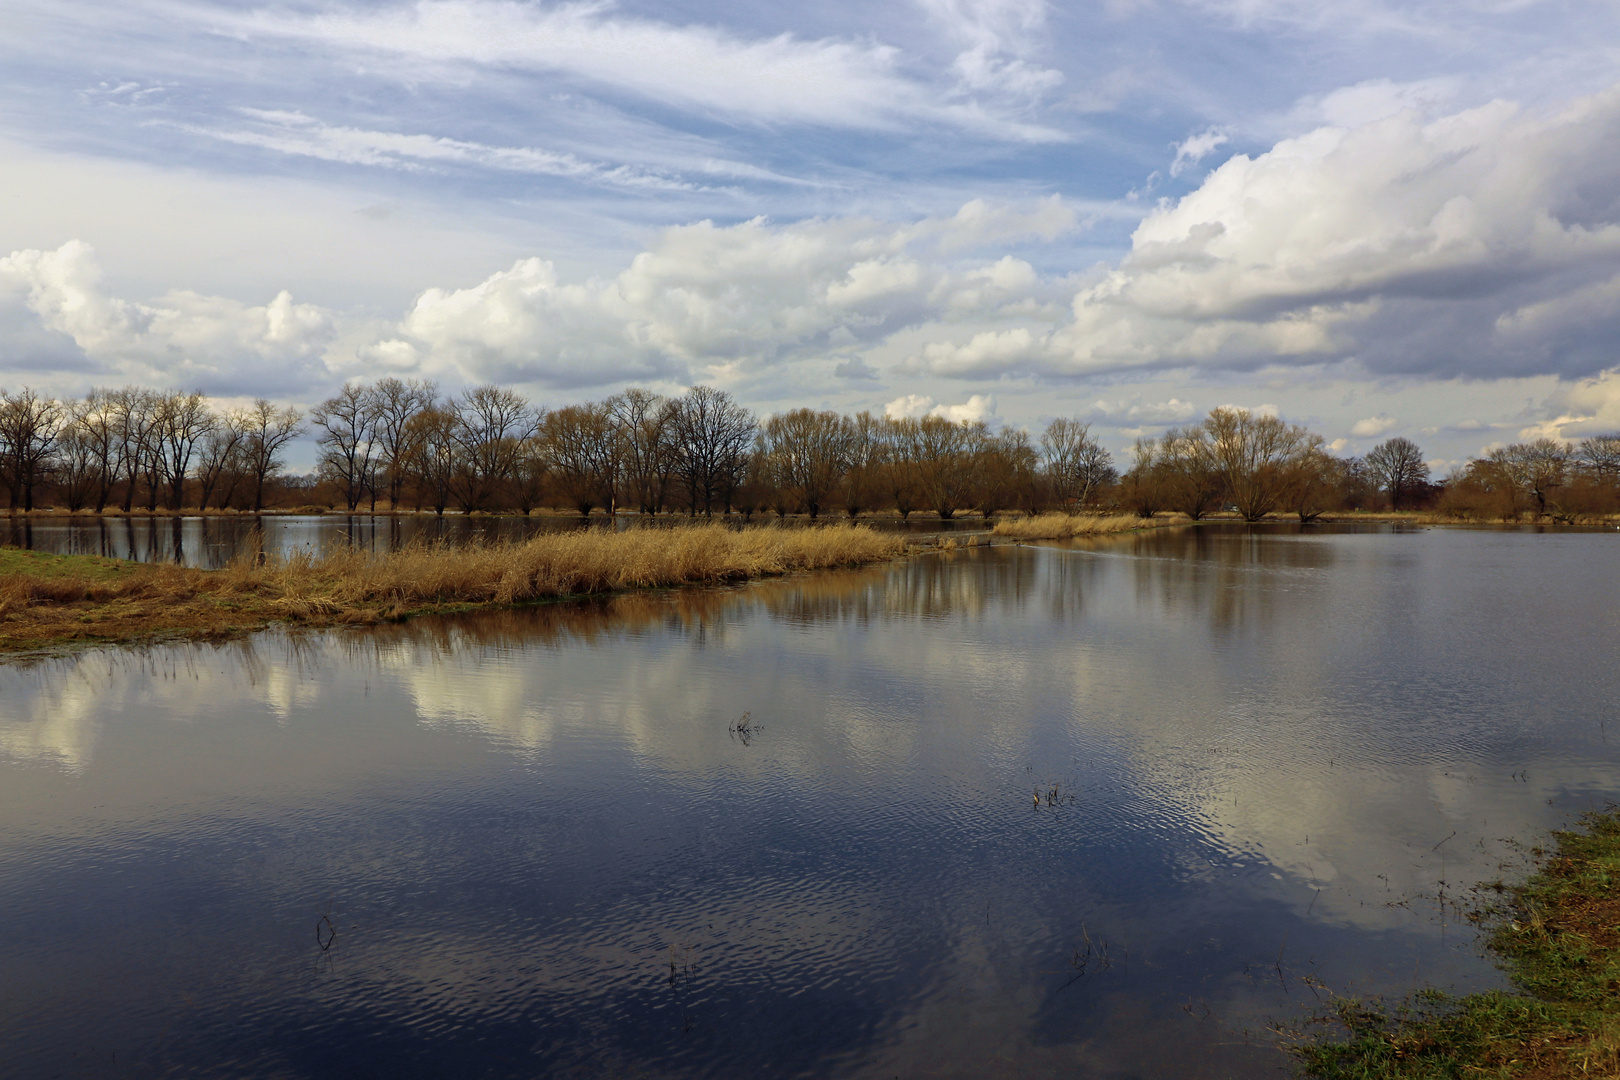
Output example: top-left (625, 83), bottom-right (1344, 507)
top-left (0, 524), bottom-right (910, 655)
top-left (1297, 810), bottom-right (1620, 1078)
top-left (991, 512), bottom-right (1189, 539)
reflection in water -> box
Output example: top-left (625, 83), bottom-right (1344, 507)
top-left (1, 527), bottom-right (1618, 1079)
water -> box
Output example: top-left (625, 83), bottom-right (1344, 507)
top-left (0, 514), bottom-right (986, 569)
top-left (1, 526), bottom-right (1616, 1078)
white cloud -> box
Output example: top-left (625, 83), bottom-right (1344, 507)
top-left (1349, 413), bottom-right (1398, 437)
top-left (377, 199), bottom-right (1078, 386)
top-left (911, 83), bottom-right (1620, 382)
top-left (182, 110), bottom-right (704, 192)
top-left (1169, 126), bottom-right (1229, 177)
top-left (0, 241), bottom-right (334, 391)
top-left (884, 392), bottom-right (999, 424)
top-left (224, 0), bottom-right (1065, 141)
top-left (915, 0), bottom-right (1063, 100)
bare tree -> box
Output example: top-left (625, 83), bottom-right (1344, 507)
top-left (110, 387), bottom-right (161, 512)
top-left (452, 386), bottom-right (532, 512)
top-left (1576, 434), bottom-right (1620, 480)
top-left (54, 399), bottom-right (104, 512)
top-left (372, 377), bottom-right (437, 509)
top-left (1156, 424), bottom-right (1223, 519)
top-left (311, 383), bottom-right (381, 511)
top-left (1364, 437), bottom-right (1429, 510)
top-left (541, 402), bottom-right (618, 517)
top-left (669, 386), bottom-right (756, 516)
top-left (155, 391), bottom-right (216, 509)
top-left (0, 388), bottom-right (64, 511)
top-left (610, 388), bottom-right (675, 515)
top-left (1205, 407), bottom-right (1320, 521)
top-left (1040, 418), bottom-right (1114, 510)
top-left (839, 411), bottom-right (886, 518)
top-left (241, 400), bottom-right (304, 512)
top-left (1488, 439), bottom-right (1570, 517)
top-left (196, 409), bottom-right (250, 510)
top-left (402, 406), bottom-right (461, 515)
top-left (756, 409), bottom-right (852, 519)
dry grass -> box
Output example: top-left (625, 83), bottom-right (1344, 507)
top-left (991, 512), bottom-right (1188, 539)
top-left (0, 524), bottom-right (909, 654)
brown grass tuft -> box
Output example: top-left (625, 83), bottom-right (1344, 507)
top-left (991, 512), bottom-right (1187, 539)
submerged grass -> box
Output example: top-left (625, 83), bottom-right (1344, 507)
top-left (0, 524), bottom-right (909, 654)
top-left (1296, 810), bottom-right (1620, 1079)
top-left (991, 512), bottom-right (1188, 539)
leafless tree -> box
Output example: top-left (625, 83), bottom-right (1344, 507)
top-left (0, 388), bottom-right (64, 511)
top-left (541, 402), bottom-right (618, 517)
top-left (1576, 434), bottom-right (1620, 480)
top-left (756, 408), bottom-right (852, 519)
top-left (1364, 437), bottom-right (1429, 510)
top-left (372, 377), bottom-right (437, 509)
top-left (155, 391), bottom-right (216, 509)
top-left (1040, 418), bottom-right (1114, 510)
top-left (312, 383), bottom-right (381, 511)
top-left (839, 411), bottom-right (886, 518)
top-left (53, 399), bottom-right (104, 512)
top-left (669, 386), bottom-right (756, 516)
top-left (110, 387), bottom-right (161, 512)
top-left (1155, 424), bottom-right (1223, 519)
top-left (196, 409), bottom-right (250, 510)
top-left (1205, 406), bottom-right (1320, 521)
top-left (452, 386), bottom-right (532, 512)
top-left (241, 400), bottom-right (304, 512)
top-left (1488, 439), bottom-right (1570, 517)
top-left (403, 406), bottom-right (461, 515)
top-left (609, 388), bottom-right (676, 515)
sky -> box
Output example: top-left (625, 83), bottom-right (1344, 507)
top-left (3, 0), bottom-right (1620, 470)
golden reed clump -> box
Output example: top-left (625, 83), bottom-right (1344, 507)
top-left (990, 513), bottom-right (1185, 540)
top-left (0, 524), bottom-right (911, 651)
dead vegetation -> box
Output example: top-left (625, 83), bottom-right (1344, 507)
top-left (990, 512), bottom-right (1188, 540)
top-left (0, 524), bottom-right (909, 654)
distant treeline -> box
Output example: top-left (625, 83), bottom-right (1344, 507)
top-left (0, 383), bottom-right (1616, 521)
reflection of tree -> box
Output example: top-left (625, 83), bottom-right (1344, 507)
top-left (1121, 524), bottom-right (1336, 635)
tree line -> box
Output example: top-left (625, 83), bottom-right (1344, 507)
top-left (1, 383), bottom-right (1616, 520)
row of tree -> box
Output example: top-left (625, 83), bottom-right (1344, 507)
top-left (2, 383), bottom-right (1617, 520)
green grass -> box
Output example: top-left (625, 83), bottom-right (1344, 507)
top-left (1298, 811), bottom-right (1620, 1078)
top-left (0, 548), bottom-right (138, 583)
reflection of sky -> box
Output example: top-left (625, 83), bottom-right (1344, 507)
top-left (1, 527), bottom-right (1618, 1077)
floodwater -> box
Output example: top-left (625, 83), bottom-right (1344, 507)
top-left (1, 526), bottom-right (1616, 1079)
top-left (0, 513), bottom-right (985, 569)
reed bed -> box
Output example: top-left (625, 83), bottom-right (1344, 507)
top-left (0, 524), bottom-right (909, 652)
top-left (990, 513), bottom-right (1186, 540)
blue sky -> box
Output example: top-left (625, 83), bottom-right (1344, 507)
top-left (4, 0), bottom-right (1620, 466)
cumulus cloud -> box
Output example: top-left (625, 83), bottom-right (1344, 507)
top-left (0, 241), bottom-right (334, 392)
top-left (910, 83), bottom-right (1620, 382)
top-left (372, 199), bottom-right (1076, 387)
top-left (1517, 367), bottom-right (1620, 441)
top-left (1349, 414), bottom-right (1399, 437)
top-left (225, 0), bottom-right (1064, 141)
top-left (884, 392), bottom-right (999, 424)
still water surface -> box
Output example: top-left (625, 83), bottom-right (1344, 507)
top-left (1, 526), bottom-right (1617, 1078)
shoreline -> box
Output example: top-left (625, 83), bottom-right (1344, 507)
top-left (1296, 810), bottom-right (1620, 1078)
top-left (0, 525), bottom-right (914, 658)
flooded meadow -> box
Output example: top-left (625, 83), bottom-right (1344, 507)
top-left (1, 525), bottom-right (1616, 1078)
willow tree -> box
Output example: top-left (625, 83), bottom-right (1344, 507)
top-left (1204, 406), bottom-right (1320, 522)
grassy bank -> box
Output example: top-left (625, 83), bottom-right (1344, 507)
top-left (991, 512), bottom-right (1189, 539)
top-left (0, 524), bottom-right (909, 655)
top-left (1298, 810), bottom-right (1620, 1078)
